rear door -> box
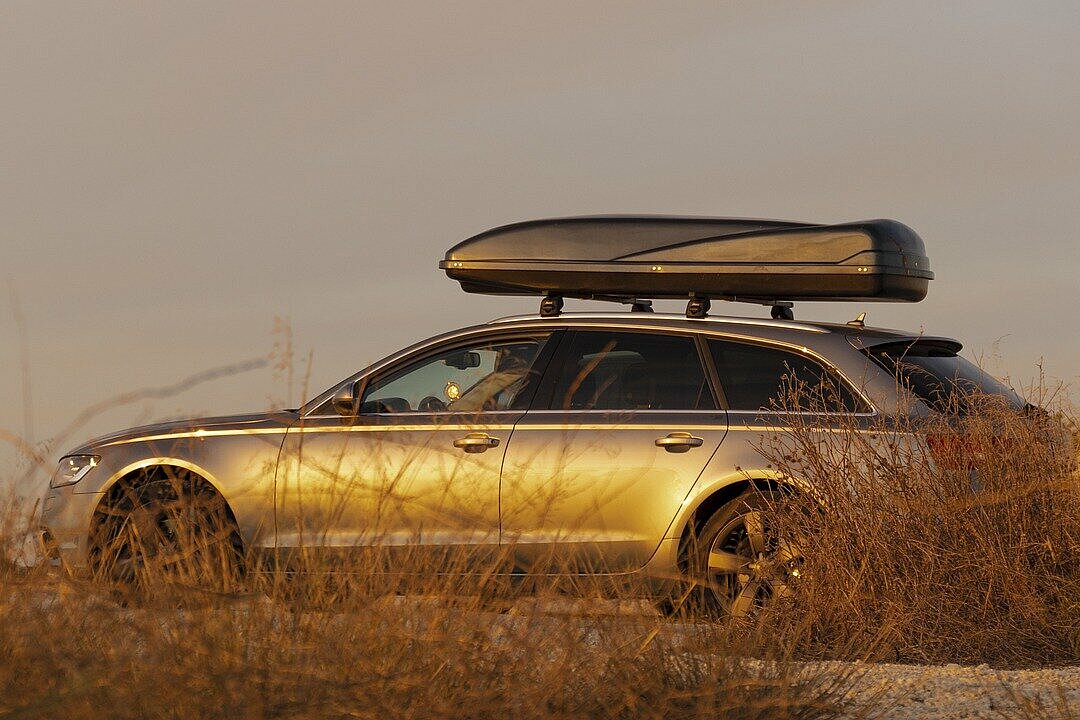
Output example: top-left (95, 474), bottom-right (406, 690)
top-left (705, 337), bottom-right (877, 473)
top-left (499, 329), bottom-right (728, 573)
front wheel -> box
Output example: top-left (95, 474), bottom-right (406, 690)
top-left (91, 469), bottom-right (244, 602)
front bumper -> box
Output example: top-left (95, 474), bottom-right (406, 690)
top-left (39, 485), bottom-right (101, 574)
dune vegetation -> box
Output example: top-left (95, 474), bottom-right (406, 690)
top-left (2, 379), bottom-right (1077, 719)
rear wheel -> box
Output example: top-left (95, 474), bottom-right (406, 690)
top-left (681, 491), bottom-right (803, 618)
top-left (91, 468), bottom-right (244, 602)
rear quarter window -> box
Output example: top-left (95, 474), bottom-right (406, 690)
top-left (864, 341), bottom-right (1024, 415)
top-left (708, 339), bottom-right (870, 413)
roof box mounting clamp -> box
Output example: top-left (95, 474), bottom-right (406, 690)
top-left (686, 295), bottom-right (710, 319)
top-left (539, 294), bottom-right (563, 317)
top-left (770, 302), bottom-right (795, 321)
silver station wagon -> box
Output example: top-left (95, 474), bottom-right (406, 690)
top-left (40, 216), bottom-right (1023, 613)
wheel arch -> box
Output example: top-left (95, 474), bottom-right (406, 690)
top-left (96, 458), bottom-right (226, 504)
top-left (90, 460), bottom-right (241, 548)
top-left (674, 470), bottom-right (811, 572)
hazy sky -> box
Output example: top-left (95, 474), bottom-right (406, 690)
top-left (3, 2), bottom-right (1079, 493)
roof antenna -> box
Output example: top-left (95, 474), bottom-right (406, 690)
top-left (847, 312), bottom-right (866, 328)
top-left (770, 302), bottom-right (794, 321)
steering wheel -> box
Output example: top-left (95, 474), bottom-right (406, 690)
top-left (417, 395), bottom-right (447, 412)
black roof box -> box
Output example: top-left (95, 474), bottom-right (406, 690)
top-left (441, 216), bottom-right (933, 305)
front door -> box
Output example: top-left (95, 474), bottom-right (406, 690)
top-left (276, 333), bottom-right (553, 567)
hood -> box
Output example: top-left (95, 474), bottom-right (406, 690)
top-left (65, 411), bottom-right (297, 455)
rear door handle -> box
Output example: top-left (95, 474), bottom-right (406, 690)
top-left (453, 432), bottom-right (500, 453)
top-left (655, 432), bottom-right (704, 453)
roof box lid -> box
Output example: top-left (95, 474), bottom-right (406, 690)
top-left (441, 215), bottom-right (933, 304)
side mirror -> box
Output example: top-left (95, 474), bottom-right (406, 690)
top-left (332, 379), bottom-right (365, 417)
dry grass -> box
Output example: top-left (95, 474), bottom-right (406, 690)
top-left (752, 386), bottom-right (1080, 668)
top-left (0, 532), bottom-right (858, 720)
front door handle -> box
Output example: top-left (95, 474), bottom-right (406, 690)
top-left (655, 432), bottom-right (704, 453)
top-left (453, 432), bottom-right (500, 453)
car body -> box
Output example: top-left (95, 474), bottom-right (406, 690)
top-left (40, 309), bottom-right (1026, 610)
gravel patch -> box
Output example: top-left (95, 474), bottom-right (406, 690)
top-left (829, 660), bottom-right (1080, 719)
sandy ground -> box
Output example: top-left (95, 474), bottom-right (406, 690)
top-left (827, 660), bottom-right (1080, 719)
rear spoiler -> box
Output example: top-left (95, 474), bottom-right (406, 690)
top-left (849, 336), bottom-right (964, 356)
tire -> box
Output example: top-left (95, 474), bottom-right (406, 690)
top-left (679, 490), bottom-right (802, 619)
top-left (91, 468), bottom-right (244, 602)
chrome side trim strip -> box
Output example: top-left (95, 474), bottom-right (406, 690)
top-left (104, 427), bottom-right (291, 446)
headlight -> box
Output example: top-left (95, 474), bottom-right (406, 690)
top-left (51, 455), bottom-right (100, 489)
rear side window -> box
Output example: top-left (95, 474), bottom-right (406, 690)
top-left (865, 341), bottom-right (1024, 415)
top-left (545, 331), bottom-right (716, 411)
top-left (709, 339), bottom-right (870, 413)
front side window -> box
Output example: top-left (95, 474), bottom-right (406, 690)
top-left (545, 331), bottom-right (716, 411)
top-left (362, 335), bottom-right (550, 414)
top-left (709, 339), bottom-right (869, 413)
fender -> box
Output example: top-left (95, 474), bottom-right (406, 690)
top-left (96, 457), bottom-right (226, 501)
top-left (667, 466), bottom-right (816, 545)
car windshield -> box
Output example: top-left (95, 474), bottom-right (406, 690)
top-left (865, 341), bottom-right (1024, 415)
